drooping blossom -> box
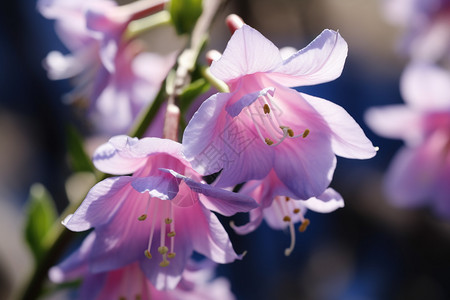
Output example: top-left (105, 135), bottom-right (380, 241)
top-left (38, 0), bottom-right (173, 135)
top-left (50, 232), bottom-right (235, 300)
top-left (365, 62), bottom-right (450, 217)
top-left (231, 170), bottom-right (344, 256)
top-left (61, 135), bottom-right (257, 289)
top-left (183, 24), bottom-right (376, 200)
top-left (382, 0), bottom-right (450, 61)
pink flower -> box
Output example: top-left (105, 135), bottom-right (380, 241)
top-left (38, 0), bottom-right (172, 135)
top-left (382, 0), bottom-right (450, 61)
top-left (61, 136), bottom-right (257, 289)
top-left (183, 25), bottom-right (376, 200)
top-left (231, 170), bottom-right (344, 256)
top-left (365, 63), bottom-right (450, 216)
top-left (50, 233), bottom-right (235, 299)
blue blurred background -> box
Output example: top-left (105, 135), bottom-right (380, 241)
top-left (1, 0), bottom-right (450, 299)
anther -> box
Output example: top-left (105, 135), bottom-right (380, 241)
top-left (263, 104), bottom-right (270, 114)
top-left (137, 214), bottom-right (147, 221)
top-left (136, 295), bottom-right (142, 300)
top-left (165, 218), bottom-right (172, 224)
top-left (144, 250), bottom-right (152, 259)
top-left (158, 246), bottom-right (168, 254)
top-left (283, 216), bottom-right (291, 222)
top-left (293, 208), bottom-right (300, 214)
top-left (303, 129), bottom-right (310, 138)
top-left (299, 219), bottom-right (310, 232)
top-left (285, 197), bottom-right (290, 201)
top-left (119, 297), bottom-right (126, 300)
top-left (159, 259), bottom-right (170, 267)
top-left (265, 138), bottom-right (274, 145)
top-left (287, 128), bottom-right (294, 137)
top-left (167, 231), bottom-right (176, 237)
top-left (167, 252), bottom-right (176, 259)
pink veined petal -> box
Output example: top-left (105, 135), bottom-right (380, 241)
top-left (401, 62), bottom-right (450, 110)
top-left (226, 87), bottom-right (275, 117)
top-left (269, 29), bottom-right (348, 87)
top-left (210, 24), bottom-right (283, 83)
top-left (93, 136), bottom-right (185, 175)
top-left (304, 93), bottom-right (377, 159)
top-left (63, 176), bottom-right (133, 231)
top-left (188, 203), bottom-right (243, 264)
top-left (301, 188), bottom-right (344, 213)
top-left (161, 169), bottom-right (258, 216)
top-left (364, 105), bottom-right (423, 145)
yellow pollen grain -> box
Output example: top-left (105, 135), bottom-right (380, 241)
top-left (287, 128), bottom-right (294, 137)
top-left (144, 250), bottom-right (152, 259)
top-left (168, 252), bottom-right (176, 259)
top-left (167, 231), bottom-right (176, 237)
top-left (158, 246), bottom-right (168, 254)
top-left (302, 129), bottom-right (310, 138)
top-left (165, 218), bottom-right (172, 224)
top-left (137, 214), bottom-right (147, 221)
top-left (299, 219), bottom-right (310, 232)
top-left (283, 216), bottom-right (291, 222)
top-left (263, 104), bottom-right (270, 114)
top-left (159, 260), bottom-right (170, 267)
top-left (265, 138), bottom-right (274, 145)
top-left (293, 208), bottom-right (300, 214)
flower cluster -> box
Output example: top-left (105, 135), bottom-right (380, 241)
top-left (365, 0), bottom-right (450, 217)
top-left (39, 1), bottom-right (376, 298)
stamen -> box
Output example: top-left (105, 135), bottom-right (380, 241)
top-left (299, 218), bottom-right (310, 232)
top-left (287, 128), bottom-right (294, 137)
top-left (165, 218), bottom-right (172, 224)
top-left (138, 214), bottom-right (147, 221)
top-left (167, 252), bottom-right (176, 259)
top-left (159, 258), bottom-right (170, 267)
top-left (284, 220), bottom-right (296, 256)
top-left (169, 204), bottom-right (176, 257)
top-left (138, 197), bottom-right (151, 221)
top-left (265, 138), bottom-right (274, 145)
top-left (167, 231), bottom-right (176, 237)
top-left (144, 249), bottom-right (152, 259)
top-left (158, 246), bottom-right (168, 254)
top-left (283, 216), bottom-right (291, 222)
top-left (263, 104), bottom-right (270, 114)
top-left (119, 297), bottom-right (126, 300)
top-left (285, 197), bottom-right (290, 202)
top-left (145, 198), bottom-right (159, 257)
top-left (136, 295), bottom-right (142, 300)
top-left (302, 129), bottom-right (310, 138)
top-left (293, 208), bottom-right (300, 214)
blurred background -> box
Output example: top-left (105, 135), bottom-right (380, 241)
top-left (1, 0), bottom-right (450, 299)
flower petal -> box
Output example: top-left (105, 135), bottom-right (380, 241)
top-left (188, 203), bottom-right (243, 263)
top-left (210, 24), bottom-right (283, 83)
top-left (93, 135), bottom-right (184, 175)
top-left (161, 169), bottom-right (258, 216)
top-left (63, 176), bottom-right (132, 231)
top-left (230, 207), bottom-right (264, 235)
top-left (226, 87), bottom-right (275, 117)
top-left (304, 93), bottom-right (377, 159)
top-left (301, 188), bottom-right (344, 213)
top-left (364, 105), bottom-right (422, 144)
top-left (131, 174), bottom-right (179, 200)
top-left (401, 62), bottom-right (450, 110)
top-left (269, 29), bottom-right (348, 87)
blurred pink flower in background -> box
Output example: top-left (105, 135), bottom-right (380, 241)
top-left (365, 62), bottom-right (450, 216)
top-left (38, 0), bottom-right (173, 135)
top-left (382, 0), bottom-right (450, 61)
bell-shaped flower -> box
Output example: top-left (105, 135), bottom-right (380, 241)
top-left (50, 232), bottom-right (235, 299)
top-left (365, 62), bottom-right (450, 217)
top-left (38, 0), bottom-right (172, 135)
top-left (61, 135), bottom-right (257, 289)
top-left (183, 24), bottom-right (376, 200)
top-left (231, 170), bottom-right (344, 256)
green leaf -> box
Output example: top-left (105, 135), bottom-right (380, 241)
top-left (25, 183), bottom-right (58, 262)
top-left (169, 0), bottom-right (203, 35)
top-left (66, 125), bottom-right (95, 173)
